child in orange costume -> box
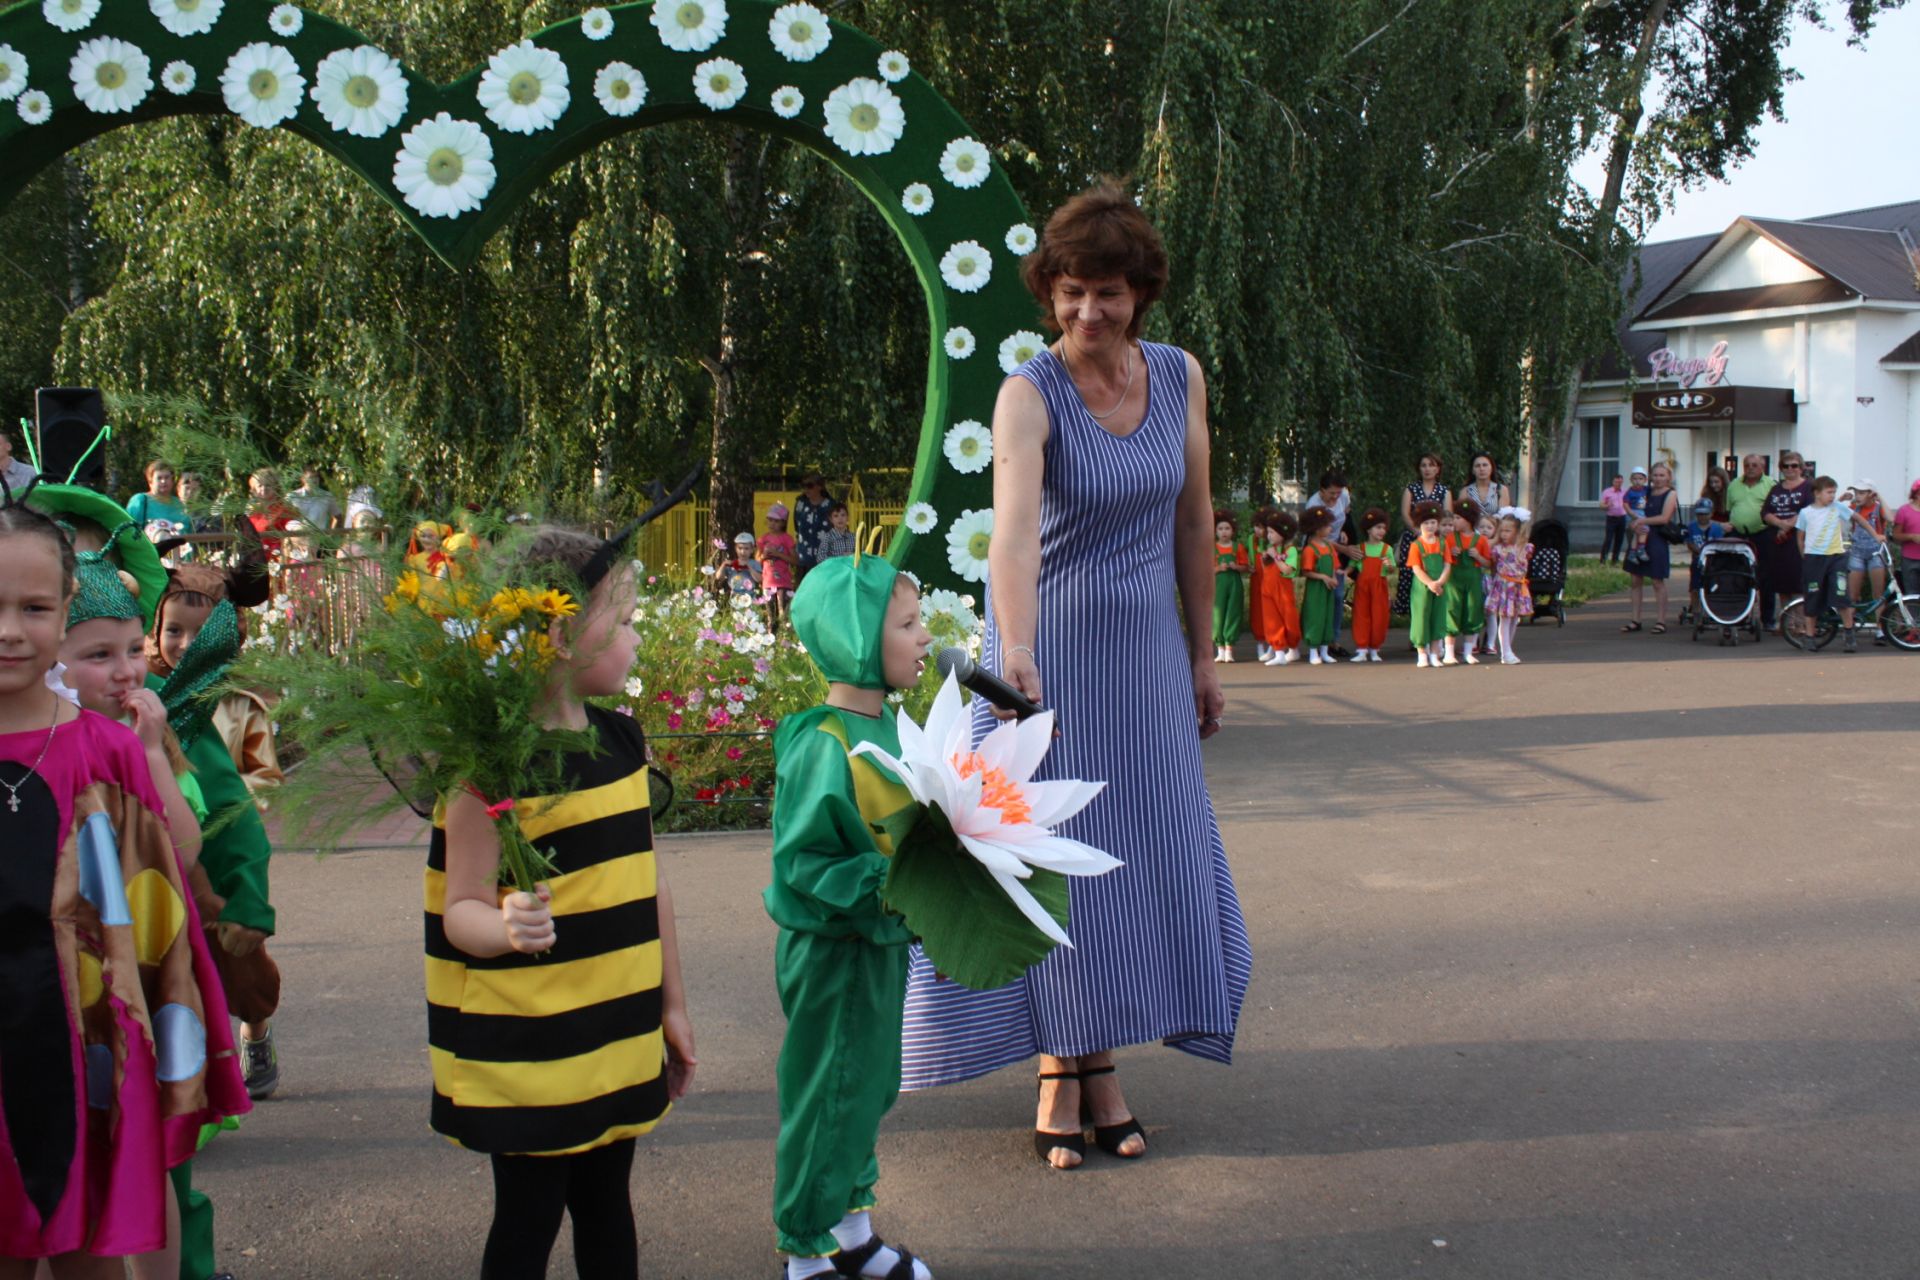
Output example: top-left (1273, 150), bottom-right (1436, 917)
top-left (1349, 509), bottom-right (1395, 661)
top-left (1257, 511), bottom-right (1301, 665)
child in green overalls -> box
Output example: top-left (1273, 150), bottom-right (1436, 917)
top-left (1211, 510), bottom-right (1248, 662)
top-left (1297, 507), bottom-right (1340, 665)
top-left (1407, 500), bottom-right (1453, 668)
top-left (1445, 499), bottom-right (1492, 665)
top-left (766, 547), bottom-right (936, 1280)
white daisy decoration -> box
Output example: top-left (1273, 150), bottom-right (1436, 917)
top-left (1006, 223), bottom-right (1037, 255)
top-left (393, 112), bottom-right (496, 219)
top-left (149, 0), bottom-right (220, 35)
top-left (943, 327), bottom-right (976, 360)
top-left (944, 420), bottom-right (993, 475)
top-left (70, 37), bottom-right (153, 115)
top-left (478, 41), bottom-right (569, 135)
top-left (42, 0), bottom-right (100, 35)
top-left (904, 502), bottom-right (938, 535)
top-left (0, 46), bottom-right (26, 103)
top-left (594, 62), bottom-right (647, 117)
top-left (220, 42), bottom-right (303, 128)
top-left (161, 60), bottom-right (196, 94)
top-left (768, 3), bottom-right (830, 61)
top-left (945, 508), bottom-right (995, 582)
top-left (652, 0), bottom-right (727, 53)
top-left (311, 45), bottom-right (408, 137)
top-left (920, 587), bottom-right (982, 636)
top-left (877, 49), bottom-right (909, 82)
top-left (998, 330), bottom-right (1047, 373)
top-left (939, 136), bottom-right (991, 189)
top-left (581, 7), bottom-right (615, 40)
top-left (17, 89), bottom-right (53, 124)
top-left (692, 57), bottom-right (745, 110)
top-left (268, 4), bottom-right (302, 36)
top-left (938, 240), bottom-right (992, 294)
top-left (769, 84), bottom-right (802, 118)
top-left (900, 182), bottom-right (933, 216)
top-left (821, 76), bottom-right (905, 156)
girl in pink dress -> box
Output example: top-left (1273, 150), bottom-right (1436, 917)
top-left (758, 503), bottom-right (798, 632)
top-left (0, 500), bottom-right (248, 1276)
top-left (1484, 509), bottom-right (1535, 665)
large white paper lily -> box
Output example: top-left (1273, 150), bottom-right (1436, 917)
top-left (851, 672), bottom-right (1118, 945)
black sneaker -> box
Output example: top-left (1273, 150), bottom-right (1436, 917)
top-left (1843, 629), bottom-right (1857, 653)
top-left (241, 1026), bottom-right (280, 1100)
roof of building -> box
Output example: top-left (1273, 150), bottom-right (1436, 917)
top-left (1884, 330), bottom-right (1920, 366)
top-left (1600, 198), bottom-right (1920, 381)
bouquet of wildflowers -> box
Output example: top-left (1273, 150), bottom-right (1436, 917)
top-left (235, 529), bottom-right (598, 892)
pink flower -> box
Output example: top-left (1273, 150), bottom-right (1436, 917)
top-left (726, 747), bottom-right (744, 761)
top-left (667, 712), bottom-right (683, 730)
top-left (754, 658), bottom-right (771, 674)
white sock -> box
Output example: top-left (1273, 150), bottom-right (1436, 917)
top-left (830, 1213), bottom-right (932, 1280)
top-left (1501, 616), bottom-right (1518, 659)
top-left (788, 1258), bottom-right (836, 1279)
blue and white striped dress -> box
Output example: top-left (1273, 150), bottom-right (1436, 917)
top-left (901, 341), bottom-right (1253, 1089)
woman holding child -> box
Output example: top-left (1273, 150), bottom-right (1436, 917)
top-left (898, 183), bottom-right (1251, 1170)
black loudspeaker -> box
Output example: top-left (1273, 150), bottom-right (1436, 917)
top-left (34, 387), bottom-right (107, 489)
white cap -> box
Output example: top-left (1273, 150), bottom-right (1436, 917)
top-left (1852, 479), bottom-right (1877, 493)
top-left (1629, 465), bottom-right (1648, 477)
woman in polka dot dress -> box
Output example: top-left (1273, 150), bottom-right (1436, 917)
top-left (1395, 454), bottom-right (1451, 617)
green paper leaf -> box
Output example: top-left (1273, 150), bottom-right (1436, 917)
top-left (884, 803), bottom-right (1069, 991)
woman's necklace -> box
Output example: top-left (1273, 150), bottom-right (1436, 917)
top-left (1, 693), bottom-right (61, 815)
top-left (1060, 341), bottom-right (1134, 420)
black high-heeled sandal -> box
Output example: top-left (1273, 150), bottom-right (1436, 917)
top-left (1033, 1070), bottom-right (1086, 1167)
top-left (1079, 1064), bottom-right (1146, 1158)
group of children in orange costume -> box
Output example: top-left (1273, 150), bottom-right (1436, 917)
top-left (1247, 507), bottom-right (1400, 665)
top-left (1406, 499), bottom-right (1536, 667)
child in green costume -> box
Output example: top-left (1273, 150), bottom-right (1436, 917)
top-left (1211, 510), bottom-right (1248, 662)
top-left (1445, 500), bottom-right (1491, 664)
top-left (1406, 500), bottom-right (1454, 668)
top-left (767, 547), bottom-right (936, 1280)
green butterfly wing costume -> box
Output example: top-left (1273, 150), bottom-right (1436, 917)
top-left (765, 553), bottom-right (917, 1259)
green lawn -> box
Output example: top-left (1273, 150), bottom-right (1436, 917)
top-left (1562, 555), bottom-right (1630, 607)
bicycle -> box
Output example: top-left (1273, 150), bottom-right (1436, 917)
top-left (1779, 541), bottom-right (1920, 651)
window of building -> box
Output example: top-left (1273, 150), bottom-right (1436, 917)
top-left (1577, 414), bottom-right (1621, 503)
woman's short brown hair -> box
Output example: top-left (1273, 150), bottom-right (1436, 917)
top-left (1021, 181), bottom-right (1169, 338)
top-left (144, 459), bottom-right (174, 483)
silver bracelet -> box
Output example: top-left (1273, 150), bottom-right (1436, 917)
top-left (1008, 644), bottom-right (1037, 663)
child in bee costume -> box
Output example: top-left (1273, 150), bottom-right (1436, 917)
top-left (765, 541), bottom-right (936, 1280)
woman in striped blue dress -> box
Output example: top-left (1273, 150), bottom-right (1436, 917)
top-left (901, 185), bottom-right (1252, 1169)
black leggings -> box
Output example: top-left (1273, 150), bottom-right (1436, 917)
top-left (482, 1138), bottom-right (638, 1280)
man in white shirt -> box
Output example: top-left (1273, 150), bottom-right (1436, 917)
top-left (287, 466), bottom-right (341, 532)
top-left (0, 426), bottom-right (37, 496)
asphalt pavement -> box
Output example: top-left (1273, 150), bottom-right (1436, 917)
top-left (201, 594), bottom-right (1920, 1278)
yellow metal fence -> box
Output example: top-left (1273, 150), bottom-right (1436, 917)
top-left (635, 476), bottom-right (904, 579)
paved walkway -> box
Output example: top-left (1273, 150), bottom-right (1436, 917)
top-left (204, 595), bottom-right (1920, 1278)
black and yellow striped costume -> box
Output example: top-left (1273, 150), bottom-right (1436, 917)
top-left (424, 705), bottom-right (667, 1155)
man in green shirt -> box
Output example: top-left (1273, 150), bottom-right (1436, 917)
top-left (1725, 453), bottom-right (1777, 628)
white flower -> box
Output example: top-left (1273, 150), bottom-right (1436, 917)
top-left (392, 112), bottom-right (496, 219)
top-left (42, 0), bottom-right (100, 34)
top-left (998, 329), bottom-right (1047, 373)
top-left (652, 0), bottom-right (727, 53)
top-left (939, 240), bottom-right (992, 294)
top-left (268, 3), bottom-right (301, 35)
top-left (944, 420), bottom-right (992, 475)
top-left (594, 62), bottom-right (646, 117)
top-left (70, 37), bottom-right (153, 115)
top-left (624, 675), bottom-right (645, 698)
top-left (850, 673), bottom-right (1118, 946)
top-left (478, 40), bottom-right (569, 135)
top-left (151, 0), bottom-right (224, 38)
top-left (0, 46), bottom-right (26, 102)
top-left (900, 182), bottom-right (933, 215)
top-left (768, 3), bottom-right (830, 61)
top-left (821, 76), bottom-right (904, 156)
top-left (1006, 223), bottom-right (1037, 255)
top-left (769, 84), bottom-right (802, 117)
top-left (692, 57), bottom-right (744, 110)
top-left (945, 508), bottom-right (994, 581)
top-left (161, 60), bottom-right (197, 94)
top-left (921, 587), bottom-right (981, 636)
top-left (904, 502), bottom-right (938, 535)
top-left (943, 327), bottom-right (975, 360)
top-left (311, 45), bottom-right (407, 137)
top-left (16, 89), bottom-right (52, 124)
top-left (877, 49), bottom-right (909, 82)
top-left (581, 7), bottom-right (615, 40)
top-left (220, 42), bottom-right (303, 128)
top-left (939, 136), bottom-right (990, 188)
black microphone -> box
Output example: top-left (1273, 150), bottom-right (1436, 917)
top-left (936, 647), bottom-right (1045, 721)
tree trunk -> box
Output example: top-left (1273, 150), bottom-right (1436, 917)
top-left (1530, 0), bottom-right (1671, 522)
top-left (62, 156), bottom-right (88, 315)
top-left (705, 129), bottom-right (770, 544)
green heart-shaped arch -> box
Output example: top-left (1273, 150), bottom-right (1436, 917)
top-left (0, 0), bottom-right (1041, 593)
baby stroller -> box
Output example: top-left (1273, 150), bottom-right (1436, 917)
top-left (1526, 519), bottom-right (1568, 625)
top-left (1690, 539), bottom-right (1762, 645)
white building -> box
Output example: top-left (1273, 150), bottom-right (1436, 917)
top-left (1553, 199), bottom-right (1920, 544)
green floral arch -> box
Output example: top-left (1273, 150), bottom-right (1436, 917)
top-left (0, 0), bottom-right (1041, 593)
